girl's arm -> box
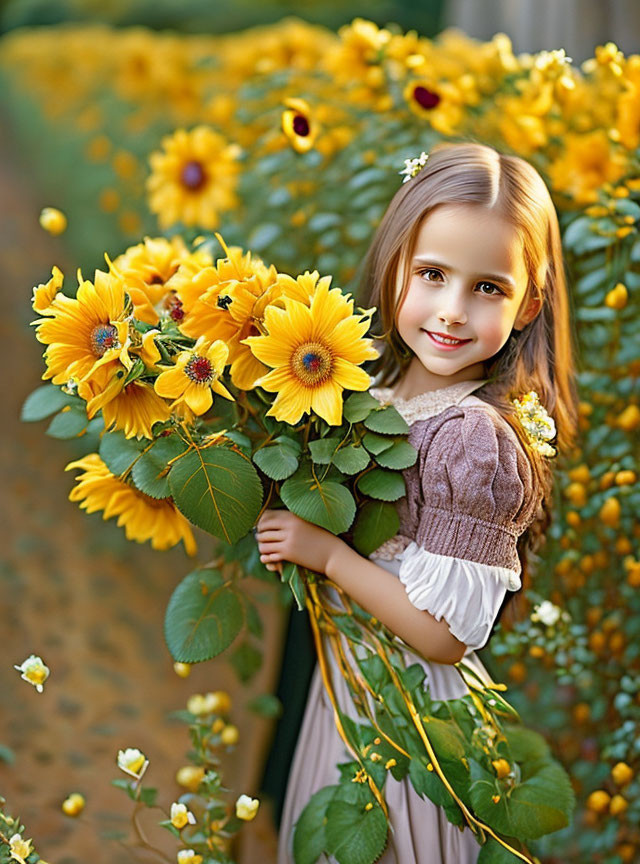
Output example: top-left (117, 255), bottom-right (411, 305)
top-left (256, 509), bottom-right (467, 665)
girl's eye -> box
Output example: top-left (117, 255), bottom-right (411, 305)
top-left (418, 268), bottom-right (442, 281)
top-left (476, 281), bottom-right (504, 296)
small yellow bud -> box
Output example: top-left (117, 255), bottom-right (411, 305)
top-left (609, 794), bottom-right (628, 816)
top-left (491, 794), bottom-right (501, 804)
top-left (492, 758), bottom-right (511, 779)
top-left (384, 758), bottom-right (397, 770)
top-left (617, 404), bottom-right (640, 431)
top-left (586, 789), bottom-right (611, 813)
top-left (427, 762), bottom-right (434, 771)
top-left (611, 762), bottom-right (634, 786)
top-left (364, 802), bottom-right (373, 811)
top-left (211, 717), bottom-right (225, 734)
top-left (173, 662), bottom-right (191, 678)
top-left (604, 283), bottom-right (628, 309)
top-left (615, 470), bottom-right (636, 486)
top-left (235, 794), bottom-right (260, 821)
top-left (369, 752), bottom-right (382, 762)
top-left (62, 792), bottom-right (85, 816)
top-left (221, 724), bottom-right (239, 746)
top-left (599, 496), bottom-right (621, 527)
top-left (176, 765), bottom-right (205, 792)
top-left (39, 207), bottom-right (67, 235)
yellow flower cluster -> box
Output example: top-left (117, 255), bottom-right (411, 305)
top-left (3, 18), bottom-right (640, 222)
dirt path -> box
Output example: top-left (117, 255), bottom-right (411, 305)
top-left (0, 120), bottom-right (281, 864)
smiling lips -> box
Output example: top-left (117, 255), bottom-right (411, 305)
top-left (422, 329), bottom-right (472, 349)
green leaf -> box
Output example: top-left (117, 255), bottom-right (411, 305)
top-left (46, 404), bottom-right (88, 439)
top-left (281, 464), bottom-right (356, 534)
top-left (164, 568), bottom-right (244, 663)
top-left (362, 430), bottom-right (395, 455)
top-left (409, 758), bottom-right (458, 809)
top-left (248, 223), bottom-right (281, 251)
top-left (139, 786), bottom-right (158, 806)
top-left (169, 445), bottom-right (263, 544)
top-left (468, 757), bottom-right (575, 840)
top-left (123, 357), bottom-right (146, 386)
top-left (363, 405), bottom-right (409, 434)
top-left (352, 500), bottom-right (399, 556)
top-left (230, 639), bottom-right (263, 683)
top-left (131, 434), bottom-right (188, 498)
top-left (245, 600), bottom-right (263, 638)
top-left (477, 837), bottom-right (523, 863)
top-left (253, 440), bottom-right (299, 480)
top-left (309, 436), bottom-right (343, 464)
top-left (374, 439), bottom-right (418, 470)
top-left (325, 783), bottom-right (389, 864)
top-left (343, 391), bottom-right (380, 423)
top-left (332, 444), bottom-right (370, 475)
top-left (247, 694), bottom-right (282, 718)
top-left (21, 384), bottom-right (75, 421)
top-left (293, 785), bottom-right (338, 864)
top-left (99, 430), bottom-right (147, 476)
top-left (282, 562), bottom-right (307, 611)
top-left (357, 468), bottom-right (406, 501)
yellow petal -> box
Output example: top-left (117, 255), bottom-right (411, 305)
top-left (154, 366), bottom-right (187, 399)
top-left (311, 379), bottom-right (343, 426)
top-left (185, 383), bottom-right (213, 415)
top-left (330, 357), bottom-right (372, 392)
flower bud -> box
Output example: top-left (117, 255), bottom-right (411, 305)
top-left (39, 207), bottom-right (67, 235)
top-left (62, 792), bottom-right (85, 817)
top-left (235, 794), bottom-right (260, 821)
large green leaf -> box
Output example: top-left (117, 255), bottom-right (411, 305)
top-left (332, 444), bottom-right (370, 475)
top-left (362, 430), bottom-right (395, 455)
top-left (325, 783), bottom-right (389, 864)
top-left (253, 439), bottom-right (299, 480)
top-left (169, 445), bottom-right (263, 543)
top-left (21, 384), bottom-right (75, 421)
top-left (374, 439), bottom-right (418, 470)
top-left (468, 757), bottom-right (575, 840)
top-left (99, 430), bottom-right (147, 476)
top-left (343, 391), bottom-right (380, 423)
top-left (164, 568), bottom-right (244, 663)
top-left (281, 464), bottom-right (355, 534)
top-left (363, 405), bottom-right (409, 434)
top-left (293, 785), bottom-right (338, 864)
top-left (477, 837), bottom-right (523, 863)
top-left (131, 434), bottom-right (188, 498)
top-left (357, 468), bottom-right (406, 501)
top-left (230, 639), bottom-right (263, 683)
top-left (308, 436), bottom-right (344, 464)
top-left (46, 404), bottom-right (89, 439)
top-left (352, 500), bottom-right (399, 556)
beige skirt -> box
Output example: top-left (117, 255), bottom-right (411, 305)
top-left (277, 557), bottom-right (495, 864)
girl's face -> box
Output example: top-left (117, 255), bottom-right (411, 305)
top-left (395, 203), bottom-right (539, 389)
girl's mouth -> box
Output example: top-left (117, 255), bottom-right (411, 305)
top-left (423, 330), bottom-right (472, 350)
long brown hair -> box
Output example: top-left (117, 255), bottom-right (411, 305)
top-left (357, 140), bottom-right (580, 625)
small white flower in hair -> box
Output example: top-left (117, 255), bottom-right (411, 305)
top-left (398, 151), bottom-right (429, 183)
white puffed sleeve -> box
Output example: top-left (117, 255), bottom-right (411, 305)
top-left (396, 540), bottom-right (521, 653)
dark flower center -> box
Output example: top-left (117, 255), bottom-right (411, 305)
top-left (164, 294), bottom-right (184, 321)
top-left (292, 115), bottom-right (310, 137)
top-left (90, 323), bottom-right (119, 357)
top-left (413, 86), bottom-right (441, 110)
top-left (217, 294), bottom-right (232, 310)
top-left (185, 355), bottom-right (214, 384)
top-left (181, 160), bottom-right (207, 191)
top-left (291, 341), bottom-right (332, 386)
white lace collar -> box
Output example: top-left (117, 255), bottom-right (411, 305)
top-left (370, 378), bottom-right (488, 424)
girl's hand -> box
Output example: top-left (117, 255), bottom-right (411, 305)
top-left (255, 508), bottom-right (343, 575)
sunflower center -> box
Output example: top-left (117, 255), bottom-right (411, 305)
top-left (164, 294), bottom-right (184, 321)
top-left (292, 114), bottom-right (310, 136)
top-left (181, 160), bottom-right (207, 190)
top-left (291, 341), bottom-right (332, 386)
top-left (185, 355), bottom-right (214, 384)
top-left (413, 85), bottom-right (441, 109)
top-left (90, 323), bottom-right (119, 357)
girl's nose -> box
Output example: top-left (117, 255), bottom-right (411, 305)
top-left (437, 300), bottom-right (467, 326)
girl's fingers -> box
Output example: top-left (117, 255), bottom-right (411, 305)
top-left (255, 529), bottom-right (282, 542)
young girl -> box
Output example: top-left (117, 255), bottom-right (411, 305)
top-left (256, 141), bottom-right (579, 863)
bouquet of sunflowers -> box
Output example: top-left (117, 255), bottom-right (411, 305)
top-left (24, 234), bottom-right (574, 864)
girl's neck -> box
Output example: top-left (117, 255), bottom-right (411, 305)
top-left (392, 357), bottom-right (487, 401)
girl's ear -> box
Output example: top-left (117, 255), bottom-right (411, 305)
top-left (513, 291), bottom-right (543, 332)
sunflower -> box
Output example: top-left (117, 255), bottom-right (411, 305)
top-left (403, 77), bottom-right (466, 136)
top-left (65, 453), bottom-right (197, 555)
top-left (146, 126), bottom-right (242, 230)
top-left (281, 97), bottom-right (317, 153)
top-left (79, 366), bottom-right (172, 439)
top-left (109, 235), bottom-right (211, 326)
top-left (154, 336), bottom-right (234, 415)
top-left (32, 268), bottom-right (131, 386)
top-left (242, 280), bottom-right (379, 426)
